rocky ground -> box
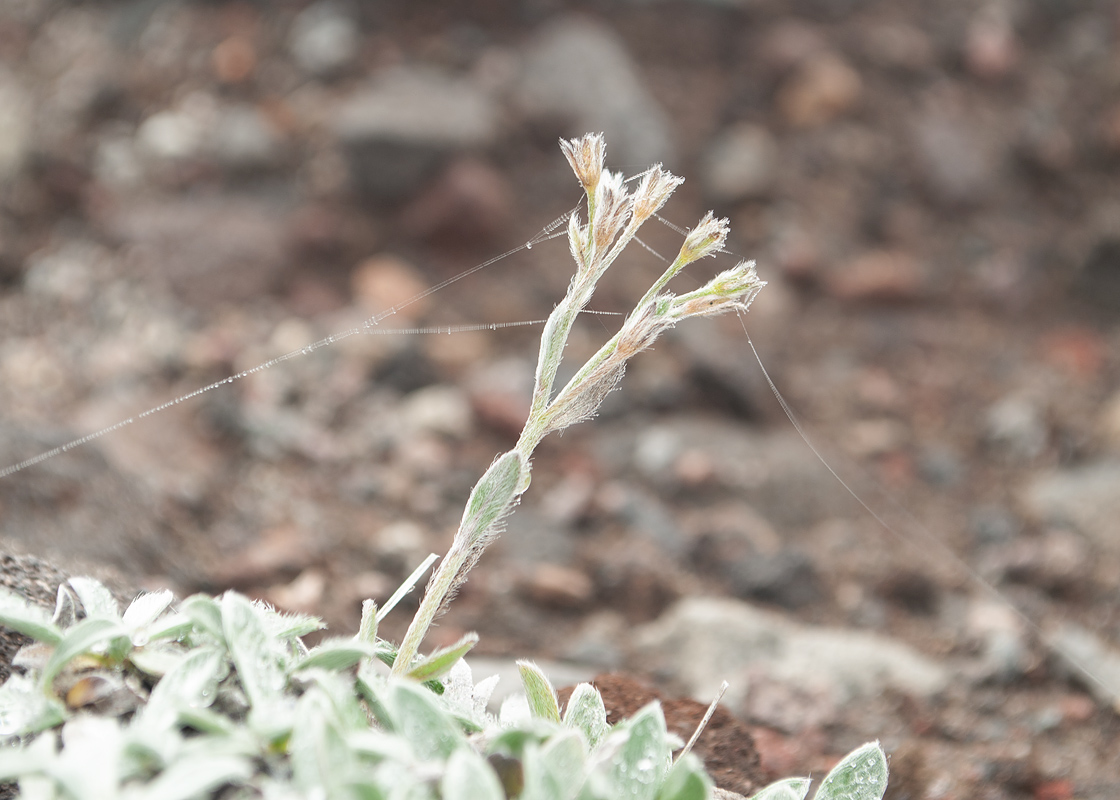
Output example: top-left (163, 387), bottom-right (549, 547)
top-left (2, 1), bottom-right (1120, 798)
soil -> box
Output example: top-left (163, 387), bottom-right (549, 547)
top-left (2, 2), bottom-right (1120, 799)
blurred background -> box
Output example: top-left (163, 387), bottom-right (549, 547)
top-left (1, 0), bottom-right (1119, 795)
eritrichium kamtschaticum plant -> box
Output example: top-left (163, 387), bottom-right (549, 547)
top-left (0, 134), bottom-right (888, 800)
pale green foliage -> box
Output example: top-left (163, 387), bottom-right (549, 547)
top-left (0, 577), bottom-right (719, 799)
top-left (0, 134), bottom-right (888, 799)
top-left (748, 742), bottom-right (888, 800)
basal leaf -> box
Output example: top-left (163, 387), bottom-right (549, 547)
top-left (563, 683), bottom-right (608, 750)
top-left (388, 680), bottom-right (464, 761)
top-left (68, 577), bottom-right (121, 621)
top-left (0, 587), bottom-right (63, 646)
top-left (406, 632), bottom-right (479, 683)
top-left (42, 617), bottom-right (128, 689)
top-left (657, 755), bottom-right (712, 800)
top-left (294, 638), bottom-right (380, 673)
top-left (442, 748), bottom-right (505, 800)
top-left (123, 590), bottom-right (175, 637)
top-left (221, 592), bottom-right (287, 709)
top-left (517, 660), bottom-right (561, 723)
top-left (814, 742), bottom-right (888, 800)
top-left (748, 777), bottom-right (811, 800)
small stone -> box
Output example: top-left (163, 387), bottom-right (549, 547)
top-left (1046, 623), bottom-right (1120, 710)
top-left (970, 504), bottom-right (1021, 545)
top-left (726, 549), bottom-right (821, 610)
top-left (351, 254), bottom-right (431, 323)
top-left (1097, 392), bottom-right (1120, 451)
top-left (984, 395), bottom-right (1047, 462)
top-left (136, 93), bottom-right (217, 162)
top-left (212, 35), bottom-right (257, 83)
top-left (215, 525), bottom-right (315, 587)
top-left (913, 111), bottom-right (1000, 206)
top-left (210, 104), bottom-right (284, 170)
top-left (964, 599), bottom-right (1029, 683)
top-left (289, 2), bottom-right (360, 78)
top-left (1039, 326), bottom-right (1106, 380)
top-left (0, 67), bottom-right (32, 182)
top-left (632, 597), bottom-right (949, 713)
top-left (400, 384), bottom-right (473, 440)
top-left (266, 568), bottom-right (327, 615)
top-left (777, 53), bottom-right (862, 128)
top-left (861, 21), bottom-right (934, 72)
top-left (518, 563), bottom-right (594, 610)
top-left (965, 8), bottom-right (1020, 80)
top-left (1021, 460), bottom-right (1120, 552)
top-left (701, 123), bottom-right (779, 203)
top-left (514, 15), bottom-right (674, 165)
top-left (398, 157), bottom-right (514, 248)
top-left (333, 67), bottom-right (498, 201)
top-left (466, 357), bottom-right (534, 437)
top-left (562, 611), bottom-right (628, 670)
top-left (827, 249), bottom-right (925, 302)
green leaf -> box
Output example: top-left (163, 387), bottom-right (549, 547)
top-left (221, 592), bottom-right (287, 708)
top-left (657, 755), bottom-right (712, 800)
top-left (128, 646), bottom-right (188, 677)
top-left (127, 755), bottom-right (252, 800)
top-left (357, 599), bottom-right (377, 644)
top-left (563, 683), bottom-right (608, 750)
top-left (815, 742), bottom-right (888, 800)
top-left (535, 731), bottom-right (586, 800)
top-left (254, 604), bottom-right (326, 640)
top-left (145, 611), bottom-right (194, 643)
top-left (406, 632), bottom-right (479, 682)
top-left (749, 777), bottom-right (811, 800)
top-left (517, 660), bottom-right (562, 723)
top-left (442, 748), bottom-right (505, 800)
top-left (295, 638), bottom-right (380, 673)
top-left (68, 576), bottom-right (121, 620)
top-left (123, 590), bottom-right (175, 635)
top-left (49, 716), bottom-right (123, 800)
top-left (388, 680), bottom-right (465, 761)
top-left (140, 647), bottom-right (224, 730)
top-left (42, 616), bottom-right (128, 689)
top-left (181, 595), bottom-right (225, 641)
top-left (460, 451), bottom-right (523, 543)
top-left (0, 674), bottom-right (65, 738)
top-left (0, 587), bottom-right (63, 645)
top-left (376, 553), bottom-right (439, 623)
top-left (609, 702), bottom-right (670, 800)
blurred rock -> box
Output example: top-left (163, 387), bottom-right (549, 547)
top-left (333, 67), bottom-right (498, 202)
top-left (970, 504), bottom-right (1021, 546)
top-left (992, 528), bottom-right (1091, 595)
top-left (1021, 461), bottom-right (1120, 552)
top-left (398, 158), bottom-right (514, 248)
top-left (1046, 623), bottom-right (1120, 711)
top-left (860, 21), bottom-right (934, 72)
top-left (827, 249), bottom-right (925, 302)
top-left (515, 15), bottom-right (674, 165)
top-left (1098, 391), bottom-right (1120, 452)
top-left (593, 541), bottom-right (682, 624)
top-left (701, 123), bottom-right (779, 203)
top-left (777, 53), bottom-right (862, 128)
top-left (289, 2), bottom-right (359, 78)
top-left (210, 104), bottom-right (285, 171)
top-left (632, 597), bottom-right (949, 713)
top-left (562, 611), bottom-right (628, 670)
top-left (984, 394), bottom-right (1047, 462)
top-left (0, 67), bottom-right (32, 182)
top-left (725, 549), bottom-right (821, 610)
top-left (400, 384), bottom-right (473, 440)
top-left (100, 194), bottom-right (289, 306)
top-left (617, 419), bottom-right (849, 529)
top-left (466, 357), bottom-right (533, 437)
top-left (351, 254), bottom-right (430, 323)
top-left (517, 562), bottom-right (594, 610)
top-left (1, 550), bottom-right (69, 684)
top-left (1071, 238), bottom-right (1120, 313)
top-left (212, 35), bottom-right (257, 84)
top-left (965, 599), bottom-right (1029, 684)
top-left (265, 568), bottom-right (327, 615)
top-left (913, 111), bottom-right (1000, 206)
top-left (136, 93), bottom-right (216, 163)
top-left (214, 524), bottom-right (317, 588)
top-left (965, 7), bottom-right (1020, 80)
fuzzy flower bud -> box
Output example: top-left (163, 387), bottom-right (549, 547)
top-left (560, 133), bottom-right (605, 194)
top-left (591, 170), bottom-right (632, 256)
top-left (667, 261), bottom-right (765, 321)
top-left (675, 212), bottom-right (730, 267)
top-left (632, 165), bottom-right (683, 223)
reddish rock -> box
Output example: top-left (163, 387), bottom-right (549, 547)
top-left (777, 54), bottom-right (862, 128)
top-left (827, 250), bottom-right (925, 302)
